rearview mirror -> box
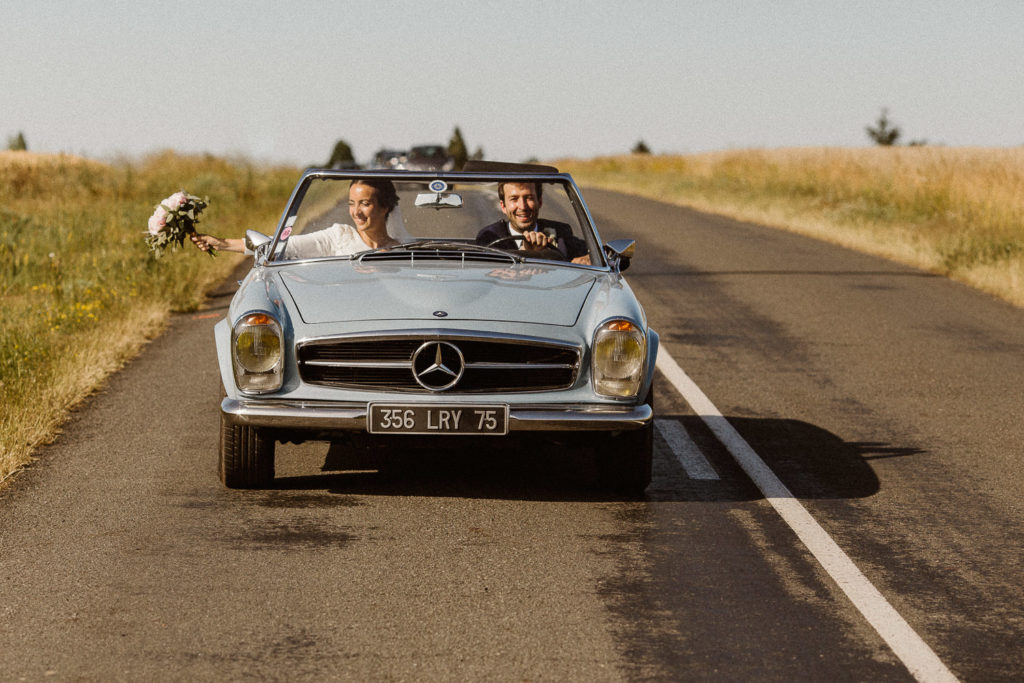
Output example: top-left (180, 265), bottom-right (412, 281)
top-left (415, 192), bottom-right (463, 209)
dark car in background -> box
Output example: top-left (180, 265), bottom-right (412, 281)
top-left (405, 144), bottom-right (455, 171)
top-left (371, 148), bottom-right (407, 169)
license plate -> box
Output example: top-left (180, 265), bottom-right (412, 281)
top-left (368, 404), bottom-right (509, 435)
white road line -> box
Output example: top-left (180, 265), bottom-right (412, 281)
top-left (655, 418), bottom-right (720, 480)
top-left (655, 347), bottom-right (958, 683)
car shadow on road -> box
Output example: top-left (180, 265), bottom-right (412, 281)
top-left (273, 433), bottom-right (617, 502)
top-left (648, 415), bottom-right (923, 503)
top-left (266, 415), bottom-right (921, 503)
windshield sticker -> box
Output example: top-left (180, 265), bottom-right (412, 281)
top-left (428, 179), bottom-right (448, 193)
top-left (281, 226), bottom-right (292, 240)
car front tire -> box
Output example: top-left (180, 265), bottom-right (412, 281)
top-left (220, 414), bottom-right (275, 488)
top-left (598, 384), bottom-right (654, 496)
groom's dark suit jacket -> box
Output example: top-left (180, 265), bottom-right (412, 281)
top-left (475, 219), bottom-right (588, 260)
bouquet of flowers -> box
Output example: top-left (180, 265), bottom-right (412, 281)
top-left (146, 191), bottom-right (214, 257)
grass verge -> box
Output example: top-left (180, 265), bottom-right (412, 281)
top-left (0, 150), bottom-right (298, 485)
top-left (556, 148), bottom-right (1024, 307)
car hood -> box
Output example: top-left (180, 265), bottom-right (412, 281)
top-left (277, 261), bottom-right (599, 326)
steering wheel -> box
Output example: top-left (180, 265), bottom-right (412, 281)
top-left (485, 235), bottom-right (567, 261)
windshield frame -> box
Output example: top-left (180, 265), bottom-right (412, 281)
top-left (266, 169), bottom-right (608, 268)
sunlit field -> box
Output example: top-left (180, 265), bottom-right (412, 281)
top-left (557, 148), bottom-right (1024, 307)
top-left (0, 151), bottom-right (297, 484)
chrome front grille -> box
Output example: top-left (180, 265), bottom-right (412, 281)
top-left (297, 335), bottom-right (580, 393)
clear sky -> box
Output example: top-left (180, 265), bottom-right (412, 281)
top-left (4, 0), bottom-right (1022, 166)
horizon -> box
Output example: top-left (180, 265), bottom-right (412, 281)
top-left (5, 141), bottom-right (1024, 171)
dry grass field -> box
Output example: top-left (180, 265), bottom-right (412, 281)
top-left (0, 151), bottom-right (297, 484)
top-left (557, 147), bottom-right (1024, 307)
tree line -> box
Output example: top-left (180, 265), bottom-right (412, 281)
top-left (6, 110), bottom-right (926, 161)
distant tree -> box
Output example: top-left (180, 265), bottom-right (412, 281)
top-left (326, 139), bottom-right (356, 168)
top-left (470, 146), bottom-right (485, 161)
top-left (448, 126), bottom-right (468, 170)
top-left (866, 109), bottom-right (901, 146)
top-left (907, 139), bottom-right (928, 147)
top-left (631, 139), bottom-right (651, 154)
top-left (7, 131), bottom-right (27, 151)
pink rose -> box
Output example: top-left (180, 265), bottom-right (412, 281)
top-left (148, 206), bottom-right (167, 235)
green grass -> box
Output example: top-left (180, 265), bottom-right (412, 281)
top-left (0, 151), bottom-right (298, 484)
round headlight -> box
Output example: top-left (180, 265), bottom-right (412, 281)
top-left (593, 320), bottom-right (645, 397)
top-left (595, 330), bottom-right (643, 378)
top-left (234, 313), bottom-right (282, 373)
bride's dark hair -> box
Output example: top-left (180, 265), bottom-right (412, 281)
top-left (350, 179), bottom-right (399, 217)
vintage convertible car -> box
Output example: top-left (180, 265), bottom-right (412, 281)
top-left (215, 163), bottom-right (658, 493)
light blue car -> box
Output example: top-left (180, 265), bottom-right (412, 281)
top-left (216, 163), bottom-right (658, 493)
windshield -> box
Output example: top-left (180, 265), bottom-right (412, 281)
top-left (272, 175), bottom-right (602, 266)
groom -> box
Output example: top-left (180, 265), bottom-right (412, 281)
top-left (475, 181), bottom-right (591, 264)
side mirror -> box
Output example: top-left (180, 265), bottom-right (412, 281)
top-left (245, 230), bottom-right (273, 262)
top-left (604, 239), bottom-right (635, 272)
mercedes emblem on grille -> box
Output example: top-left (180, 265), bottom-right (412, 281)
top-left (411, 341), bottom-right (464, 391)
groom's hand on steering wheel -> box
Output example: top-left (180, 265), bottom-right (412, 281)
top-left (520, 230), bottom-right (554, 251)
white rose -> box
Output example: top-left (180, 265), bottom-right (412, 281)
top-left (165, 192), bottom-right (188, 209)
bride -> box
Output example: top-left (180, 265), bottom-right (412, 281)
top-left (191, 179), bottom-right (408, 258)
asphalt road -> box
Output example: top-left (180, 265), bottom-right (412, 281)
top-left (2, 189), bottom-right (1023, 681)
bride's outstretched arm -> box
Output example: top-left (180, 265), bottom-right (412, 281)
top-left (191, 233), bottom-right (243, 253)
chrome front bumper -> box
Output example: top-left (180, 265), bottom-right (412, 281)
top-left (221, 398), bottom-right (652, 432)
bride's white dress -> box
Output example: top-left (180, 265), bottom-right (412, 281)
top-left (278, 206), bottom-right (413, 259)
